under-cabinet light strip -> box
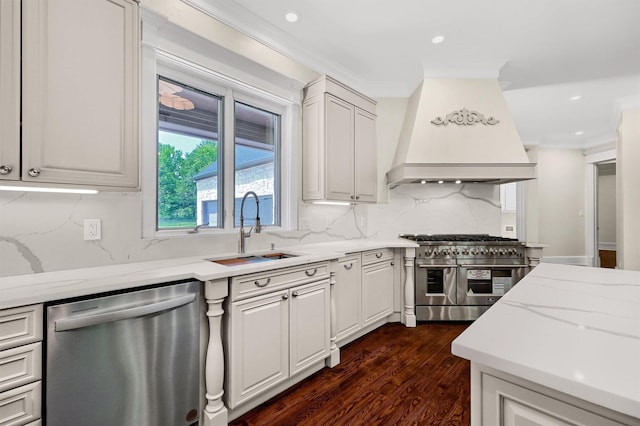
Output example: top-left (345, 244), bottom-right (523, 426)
top-left (0, 186), bottom-right (99, 194)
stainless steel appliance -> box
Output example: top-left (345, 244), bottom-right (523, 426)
top-left (400, 234), bottom-right (527, 321)
top-left (46, 280), bottom-right (201, 426)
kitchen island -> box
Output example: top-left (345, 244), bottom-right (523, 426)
top-left (452, 263), bottom-right (640, 425)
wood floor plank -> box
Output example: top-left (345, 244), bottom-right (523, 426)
top-left (230, 322), bottom-right (471, 426)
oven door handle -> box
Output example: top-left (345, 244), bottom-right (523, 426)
top-left (458, 264), bottom-right (528, 268)
top-left (417, 264), bottom-right (456, 268)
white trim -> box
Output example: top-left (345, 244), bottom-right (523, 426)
top-left (583, 149), bottom-right (616, 267)
top-left (598, 242), bottom-right (617, 251)
top-left (515, 181), bottom-right (526, 242)
top-left (541, 256), bottom-right (591, 266)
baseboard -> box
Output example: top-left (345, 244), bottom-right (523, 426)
top-left (541, 256), bottom-right (591, 266)
top-left (598, 242), bottom-right (617, 251)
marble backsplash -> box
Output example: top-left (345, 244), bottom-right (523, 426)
top-left (0, 184), bottom-right (500, 277)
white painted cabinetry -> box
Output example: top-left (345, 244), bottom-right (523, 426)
top-left (361, 249), bottom-right (395, 327)
top-left (226, 263), bottom-right (331, 413)
top-left (0, 305), bottom-right (43, 426)
top-left (476, 366), bottom-right (638, 426)
top-left (0, 0), bottom-right (139, 189)
top-left (302, 75), bottom-right (377, 203)
top-left (333, 254), bottom-right (362, 343)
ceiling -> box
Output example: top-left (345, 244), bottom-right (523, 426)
top-left (204, 0), bottom-right (640, 149)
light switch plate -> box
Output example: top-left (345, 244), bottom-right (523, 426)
top-left (84, 219), bottom-right (101, 240)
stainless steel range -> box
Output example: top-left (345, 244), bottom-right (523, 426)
top-left (400, 234), bottom-right (528, 321)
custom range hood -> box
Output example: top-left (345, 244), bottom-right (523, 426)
top-left (386, 78), bottom-right (536, 187)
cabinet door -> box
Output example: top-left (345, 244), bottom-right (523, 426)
top-left (228, 291), bottom-right (289, 408)
top-left (482, 374), bottom-right (627, 426)
top-left (0, 0), bottom-right (20, 181)
top-left (354, 108), bottom-right (377, 202)
top-left (362, 260), bottom-right (394, 327)
top-left (289, 280), bottom-right (330, 376)
top-left (334, 255), bottom-right (362, 342)
top-left (21, 0), bottom-right (139, 188)
top-left (325, 94), bottom-right (355, 201)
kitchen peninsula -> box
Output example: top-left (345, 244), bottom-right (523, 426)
top-left (452, 263), bottom-right (640, 425)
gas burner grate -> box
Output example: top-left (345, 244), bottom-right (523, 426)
top-left (400, 234), bottom-right (519, 242)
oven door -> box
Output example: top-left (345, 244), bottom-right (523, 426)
top-left (457, 264), bottom-right (527, 306)
top-left (416, 264), bottom-right (457, 305)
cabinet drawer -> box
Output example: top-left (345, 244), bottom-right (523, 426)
top-left (361, 249), bottom-right (394, 266)
top-left (0, 381), bottom-right (41, 426)
top-left (231, 262), bottom-right (330, 301)
top-left (0, 343), bottom-right (41, 393)
top-left (0, 306), bottom-right (42, 352)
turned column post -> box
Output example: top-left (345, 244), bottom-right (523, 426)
top-left (203, 279), bottom-right (228, 426)
top-left (327, 268), bottom-right (340, 367)
top-left (403, 247), bottom-right (417, 327)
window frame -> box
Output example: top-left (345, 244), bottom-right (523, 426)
top-left (141, 48), bottom-right (298, 238)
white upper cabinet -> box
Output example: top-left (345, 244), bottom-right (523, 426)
top-left (0, 0), bottom-right (140, 189)
top-left (302, 75), bottom-right (377, 203)
top-left (0, 0), bottom-right (20, 180)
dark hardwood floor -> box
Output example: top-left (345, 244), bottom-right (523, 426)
top-left (230, 322), bottom-right (471, 426)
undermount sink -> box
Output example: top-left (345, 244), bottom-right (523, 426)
top-left (209, 252), bottom-right (298, 266)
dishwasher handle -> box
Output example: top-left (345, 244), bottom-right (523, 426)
top-left (54, 293), bottom-right (196, 332)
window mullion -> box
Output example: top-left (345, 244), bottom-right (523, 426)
top-left (223, 89), bottom-right (236, 231)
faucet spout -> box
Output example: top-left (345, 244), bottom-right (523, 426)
top-left (239, 191), bottom-right (261, 254)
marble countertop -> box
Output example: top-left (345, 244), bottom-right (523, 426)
top-left (0, 239), bottom-right (416, 310)
top-left (452, 262), bottom-right (640, 419)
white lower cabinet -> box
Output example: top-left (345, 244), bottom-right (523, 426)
top-left (334, 254), bottom-right (362, 343)
top-left (0, 305), bottom-right (42, 426)
top-left (478, 368), bottom-right (637, 426)
top-left (361, 249), bottom-right (394, 327)
top-left (226, 263), bottom-right (331, 411)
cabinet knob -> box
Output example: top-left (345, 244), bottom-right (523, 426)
top-left (28, 168), bottom-right (41, 177)
top-left (390, 262), bottom-right (394, 266)
top-left (0, 165), bottom-right (12, 175)
top-left (350, 195), bottom-right (355, 200)
top-left (282, 294), bottom-right (288, 300)
top-left (292, 291), bottom-right (299, 298)
top-left (355, 195), bottom-right (360, 200)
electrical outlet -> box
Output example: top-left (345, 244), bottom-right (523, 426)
top-left (84, 219), bottom-right (101, 240)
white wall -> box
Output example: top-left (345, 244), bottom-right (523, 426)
top-left (525, 147), bottom-right (586, 258)
top-left (616, 108), bottom-right (640, 270)
top-left (597, 170), bottom-right (616, 246)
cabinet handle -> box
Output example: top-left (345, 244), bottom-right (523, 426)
top-left (282, 294), bottom-right (288, 300)
top-left (292, 291), bottom-right (299, 298)
top-left (375, 252), bottom-right (383, 259)
top-left (343, 263), bottom-right (353, 270)
top-left (0, 165), bottom-right (12, 175)
top-left (305, 268), bottom-right (318, 277)
top-left (28, 168), bottom-right (41, 177)
top-left (254, 277), bottom-right (271, 287)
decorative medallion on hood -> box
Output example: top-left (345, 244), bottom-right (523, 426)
top-left (431, 108), bottom-right (499, 126)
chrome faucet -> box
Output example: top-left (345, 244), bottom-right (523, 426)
top-left (239, 191), bottom-right (261, 254)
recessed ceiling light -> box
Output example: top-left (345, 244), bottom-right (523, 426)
top-left (455, 180), bottom-right (462, 184)
top-left (575, 131), bottom-right (584, 136)
top-left (431, 35), bottom-right (445, 44)
top-left (285, 12), bottom-right (298, 23)
top-left (570, 95), bottom-right (582, 101)
top-left (437, 180), bottom-right (444, 184)
top-left (420, 180), bottom-right (427, 184)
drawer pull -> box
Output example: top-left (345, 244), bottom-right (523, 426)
top-left (375, 252), bottom-right (383, 259)
top-left (305, 268), bottom-right (318, 277)
top-left (343, 263), bottom-right (353, 270)
top-left (254, 277), bottom-right (271, 287)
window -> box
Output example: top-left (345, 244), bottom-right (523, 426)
top-left (154, 74), bottom-right (284, 232)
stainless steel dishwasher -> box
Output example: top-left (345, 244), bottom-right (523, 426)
top-left (45, 280), bottom-right (201, 426)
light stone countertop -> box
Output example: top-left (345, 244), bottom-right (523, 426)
top-left (0, 239), bottom-right (417, 310)
top-left (452, 262), bottom-right (640, 419)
